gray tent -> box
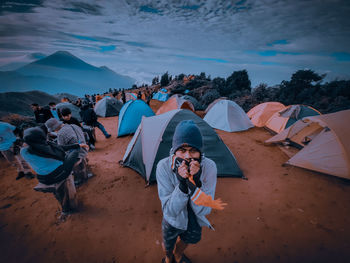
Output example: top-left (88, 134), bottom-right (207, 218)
top-left (56, 102), bottom-right (82, 122)
top-left (121, 109), bottom-right (243, 183)
top-left (181, 95), bottom-right (202, 110)
top-left (94, 96), bottom-right (122, 117)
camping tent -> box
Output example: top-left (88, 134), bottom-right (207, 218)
top-left (182, 95), bottom-right (201, 110)
top-left (204, 100), bottom-right (254, 132)
top-left (204, 97), bottom-right (227, 113)
top-left (117, 99), bottom-right (155, 137)
top-left (94, 96), bottom-right (123, 117)
top-left (121, 109), bottom-right (243, 183)
top-left (156, 94), bottom-right (195, 115)
top-left (266, 110), bottom-right (350, 179)
top-left (247, 102), bottom-right (286, 127)
top-left (152, 92), bottom-right (169, 102)
top-left (265, 105), bottom-right (321, 134)
top-left (56, 102), bottom-right (82, 122)
top-left (125, 93), bottom-right (137, 102)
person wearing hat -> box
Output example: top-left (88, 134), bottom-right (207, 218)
top-left (0, 121), bottom-right (34, 180)
top-left (45, 118), bottom-right (92, 185)
top-left (20, 127), bottom-right (88, 215)
top-left (60, 107), bottom-right (95, 150)
top-left (156, 120), bottom-right (226, 263)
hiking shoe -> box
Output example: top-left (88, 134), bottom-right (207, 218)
top-left (87, 172), bottom-right (95, 179)
top-left (16, 171), bottom-right (25, 180)
top-left (25, 172), bottom-right (35, 179)
top-left (105, 134), bottom-right (111, 139)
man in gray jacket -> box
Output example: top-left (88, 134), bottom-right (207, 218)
top-left (156, 120), bottom-right (226, 263)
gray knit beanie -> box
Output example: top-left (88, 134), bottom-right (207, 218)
top-left (171, 120), bottom-right (202, 154)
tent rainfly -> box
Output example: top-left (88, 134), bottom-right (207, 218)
top-left (247, 102), bottom-right (286, 127)
top-left (156, 94), bottom-right (195, 115)
top-left (204, 100), bottom-right (254, 132)
top-left (121, 109), bottom-right (243, 183)
top-left (152, 92), bottom-right (169, 102)
top-left (266, 109), bottom-right (350, 179)
top-left (56, 102), bottom-right (82, 122)
top-left (117, 99), bottom-right (155, 137)
top-left (265, 105), bottom-right (321, 134)
top-left (204, 97), bottom-right (227, 114)
top-left (94, 96), bottom-right (123, 117)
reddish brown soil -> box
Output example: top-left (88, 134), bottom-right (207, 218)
top-left (1, 101), bottom-right (350, 262)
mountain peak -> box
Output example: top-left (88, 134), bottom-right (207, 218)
top-left (28, 50), bottom-right (95, 70)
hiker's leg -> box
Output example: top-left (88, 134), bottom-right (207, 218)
top-left (96, 122), bottom-right (110, 137)
top-left (1, 149), bottom-right (27, 179)
top-left (1, 149), bottom-right (16, 166)
top-left (162, 218), bottom-right (182, 263)
top-left (162, 243), bottom-right (174, 263)
top-left (175, 213), bottom-right (202, 262)
top-left (15, 153), bottom-right (31, 174)
top-left (173, 239), bottom-right (188, 262)
top-left (56, 182), bottom-right (71, 213)
top-left (54, 150), bottom-right (79, 183)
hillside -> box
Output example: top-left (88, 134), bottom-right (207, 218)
top-left (0, 51), bottom-right (135, 96)
top-left (0, 90), bottom-right (60, 117)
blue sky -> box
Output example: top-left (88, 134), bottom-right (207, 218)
top-left (0, 0), bottom-right (349, 87)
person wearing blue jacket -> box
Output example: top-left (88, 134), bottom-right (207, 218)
top-left (0, 121), bottom-right (33, 180)
top-left (21, 127), bottom-right (88, 215)
top-left (156, 120), bottom-right (226, 263)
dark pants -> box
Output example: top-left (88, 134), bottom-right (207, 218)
top-left (96, 121), bottom-right (110, 137)
top-left (37, 150), bottom-right (80, 185)
top-left (162, 203), bottom-right (202, 252)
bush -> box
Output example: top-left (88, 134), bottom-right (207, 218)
top-left (200, 89), bottom-right (220, 107)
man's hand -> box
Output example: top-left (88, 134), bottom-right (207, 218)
top-left (189, 160), bottom-right (200, 176)
top-left (177, 161), bottom-right (189, 180)
top-left (79, 143), bottom-right (89, 150)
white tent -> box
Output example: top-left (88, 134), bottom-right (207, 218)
top-left (204, 100), bottom-right (254, 132)
top-left (266, 110), bottom-right (350, 179)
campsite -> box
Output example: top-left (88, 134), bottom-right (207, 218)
top-left (1, 99), bottom-right (350, 263)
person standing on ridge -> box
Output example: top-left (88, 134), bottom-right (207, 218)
top-left (156, 120), bottom-right (226, 263)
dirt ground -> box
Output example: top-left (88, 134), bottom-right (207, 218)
top-left (1, 100), bottom-right (350, 263)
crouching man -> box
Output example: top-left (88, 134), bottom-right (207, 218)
top-left (156, 120), bottom-right (226, 263)
top-left (20, 127), bottom-right (89, 217)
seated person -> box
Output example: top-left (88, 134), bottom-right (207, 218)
top-left (20, 127), bottom-right (88, 215)
top-left (45, 118), bottom-right (93, 185)
top-left (0, 121), bottom-right (34, 180)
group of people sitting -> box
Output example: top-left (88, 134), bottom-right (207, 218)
top-left (0, 98), bottom-right (114, 219)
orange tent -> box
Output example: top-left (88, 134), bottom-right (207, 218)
top-left (156, 95), bottom-right (195, 115)
top-left (247, 102), bottom-right (286, 127)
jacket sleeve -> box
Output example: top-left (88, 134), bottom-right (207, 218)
top-left (156, 160), bottom-right (189, 218)
top-left (190, 159), bottom-right (217, 216)
top-left (60, 143), bottom-right (80, 151)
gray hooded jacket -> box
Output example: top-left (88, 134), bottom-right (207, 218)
top-left (156, 155), bottom-right (217, 230)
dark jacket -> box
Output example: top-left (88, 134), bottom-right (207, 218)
top-left (80, 107), bottom-right (98, 126)
top-left (34, 107), bottom-right (53, 123)
top-left (22, 127), bottom-right (80, 184)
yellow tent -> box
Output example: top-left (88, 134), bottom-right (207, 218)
top-left (247, 102), bottom-right (286, 127)
top-left (266, 109), bottom-right (350, 179)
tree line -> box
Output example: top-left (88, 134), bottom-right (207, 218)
top-left (153, 69), bottom-right (350, 113)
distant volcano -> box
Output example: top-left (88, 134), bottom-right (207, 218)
top-left (0, 51), bottom-right (135, 96)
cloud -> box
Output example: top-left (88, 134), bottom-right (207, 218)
top-left (0, 0), bottom-right (349, 87)
top-left (0, 0), bottom-right (43, 15)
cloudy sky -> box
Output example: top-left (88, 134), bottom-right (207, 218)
top-left (0, 0), bottom-right (350, 87)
